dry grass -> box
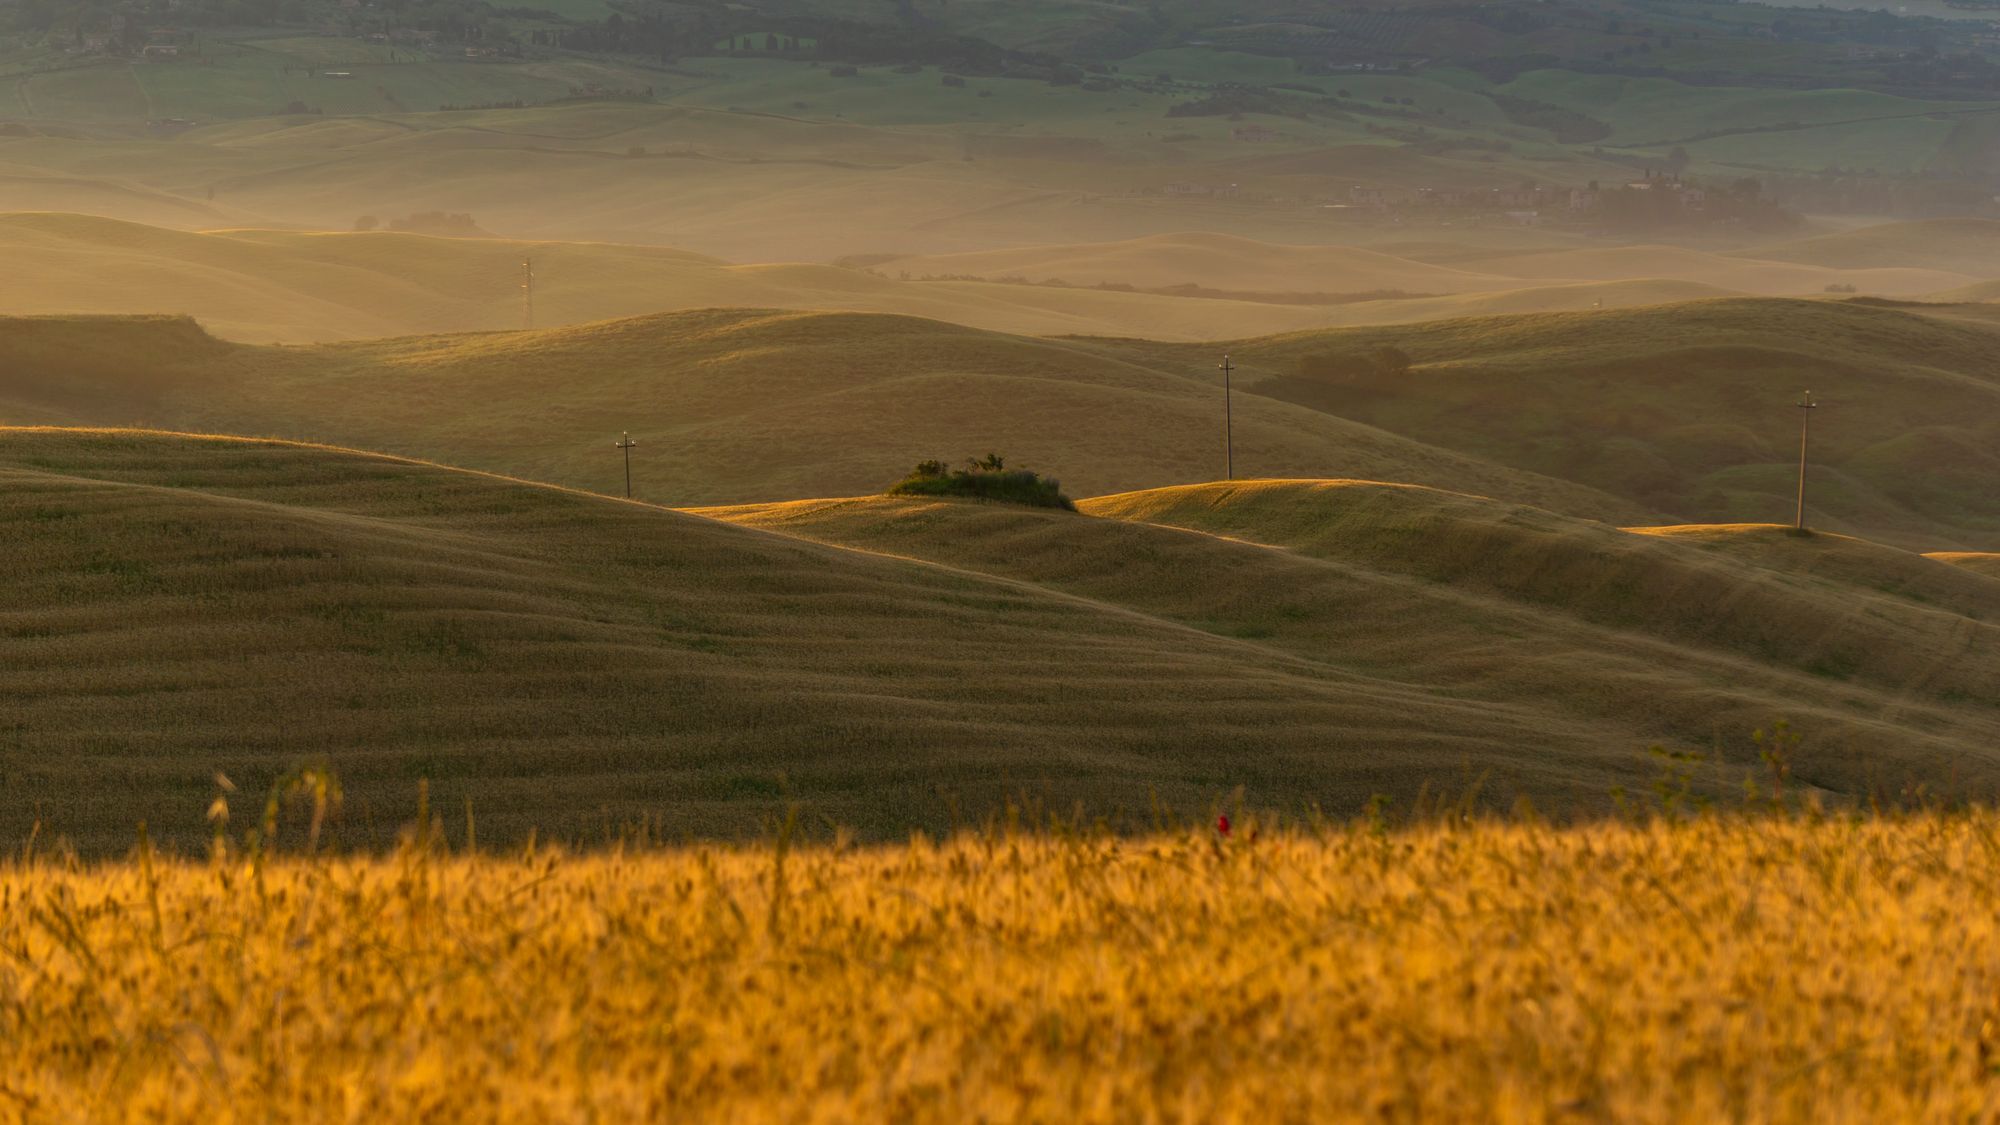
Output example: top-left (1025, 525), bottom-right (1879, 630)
top-left (8, 430), bottom-right (2000, 853)
top-left (5, 214), bottom-right (1987, 348)
top-left (1745, 218), bottom-right (2000, 275)
top-left (0, 213), bottom-right (1426, 344)
top-left (871, 231), bottom-right (1527, 295)
top-left (0, 310), bottom-right (1639, 516)
top-left (1083, 297), bottom-right (2000, 550)
top-left (704, 482), bottom-right (2000, 810)
top-left (885, 232), bottom-right (1982, 300)
top-left (0, 428), bottom-right (1679, 854)
top-left (7, 810), bottom-right (2000, 1121)
top-left (1931, 552), bottom-right (2000, 578)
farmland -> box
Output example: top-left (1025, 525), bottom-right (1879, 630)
top-left (5, 811), bottom-right (2000, 1120)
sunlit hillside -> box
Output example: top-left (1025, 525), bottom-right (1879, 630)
top-left (876, 233), bottom-right (1985, 300)
top-left (703, 481), bottom-right (2000, 805)
top-left (0, 213), bottom-right (1810, 344)
top-left (0, 310), bottom-right (1642, 516)
top-left (8, 213), bottom-right (1495, 342)
top-left (0, 427), bottom-right (1625, 851)
top-left (10, 429), bottom-right (2000, 852)
top-left (1931, 552), bottom-right (2000, 579)
top-left (1743, 219), bottom-right (2000, 276)
top-left (12, 4), bottom-right (2000, 1116)
top-left (11, 297), bottom-right (2000, 547)
top-left (1085, 297), bottom-right (2000, 550)
top-left (9, 814), bottom-right (2000, 1120)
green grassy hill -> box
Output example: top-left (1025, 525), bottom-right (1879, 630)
top-left (1083, 297), bottom-right (2000, 551)
top-left (8, 428), bottom-right (2000, 851)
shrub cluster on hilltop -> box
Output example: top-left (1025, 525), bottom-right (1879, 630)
top-left (889, 455), bottom-right (1075, 510)
top-left (1297, 345), bottom-right (1412, 389)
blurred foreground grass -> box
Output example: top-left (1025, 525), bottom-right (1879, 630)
top-left (4, 805), bottom-right (1999, 1121)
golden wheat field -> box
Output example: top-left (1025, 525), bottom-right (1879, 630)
top-left (7, 805), bottom-right (2000, 1122)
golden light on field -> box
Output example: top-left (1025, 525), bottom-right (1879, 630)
top-left (4, 810), bottom-right (2000, 1121)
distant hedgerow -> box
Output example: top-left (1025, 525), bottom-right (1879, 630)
top-left (889, 455), bottom-right (1075, 510)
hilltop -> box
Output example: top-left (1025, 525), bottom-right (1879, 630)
top-left (10, 297), bottom-right (2000, 548)
top-left (703, 478), bottom-right (2000, 808)
top-left (1742, 220), bottom-right (2000, 276)
top-left (0, 427), bottom-right (1608, 851)
top-left (865, 233), bottom-right (1529, 296)
top-left (875, 232), bottom-right (1985, 302)
top-left (9, 429), bottom-right (2000, 852)
top-left (0, 309), bottom-right (1646, 517)
top-left (12, 213), bottom-right (1982, 347)
top-left (1081, 297), bottom-right (2000, 551)
top-left (0, 212), bottom-right (1392, 343)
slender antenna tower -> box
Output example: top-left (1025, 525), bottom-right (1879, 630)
top-left (1218, 354), bottom-right (1235, 481)
top-left (1794, 390), bottom-right (1818, 531)
top-left (521, 257), bottom-right (534, 330)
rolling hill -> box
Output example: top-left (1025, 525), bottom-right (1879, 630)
top-left (0, 427), bottom-right (1625, 852)
top-left (0, 212), bottom-right (1424, 343)
top-left (1742, 220), bottom-right (2000, 276)
top-left (0, 309), bottom-right (1649, 518)
top-left (1931, 552), bottom-right (2000, 579)
top-left (0, 212), bottom-right (1756, 344)
top-left (879, 234), bottom-right (1988, 301)
top-left (865, 233), bottom-right (1530, 296)
top-left (7, 296), bottom-right (2000, 550)
top-left (701, 479), bottom-right (2000, 811)
top-left (8, 428), bottom-right (2000, 852)
top-left (1084, 297), bottom-right (2000, 551)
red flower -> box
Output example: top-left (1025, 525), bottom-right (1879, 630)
top-left (1217, 814), bottom-right (1231, 837)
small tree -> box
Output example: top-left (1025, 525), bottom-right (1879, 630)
top-left (888, 456), bottom-right (1074, 510)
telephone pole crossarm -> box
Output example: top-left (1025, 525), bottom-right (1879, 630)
top-left (613, 431), bottom-right (638, 499)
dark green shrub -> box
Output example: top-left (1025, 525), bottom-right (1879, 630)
top-left (888, 455), bottom-right (1075, 510)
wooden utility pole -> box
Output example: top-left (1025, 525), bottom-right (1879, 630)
top-left (1794, 390), bottom-right (1818, 531)
top-left (1218, 354), bottom-right (1235, 481)
top-left (521, 257), bottom-right (535, 330)
top-left (614, 432), bottom-right (637, 499)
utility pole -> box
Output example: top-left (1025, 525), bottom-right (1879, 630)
top-left (521, 257), bottom-right (534, 331)
top-left (613, 432), bottom-right (637, 499)
top-left (1218, 354), bottom-right (1235, 481)
top-left (1794, 390), bottom-right (1818, 531)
